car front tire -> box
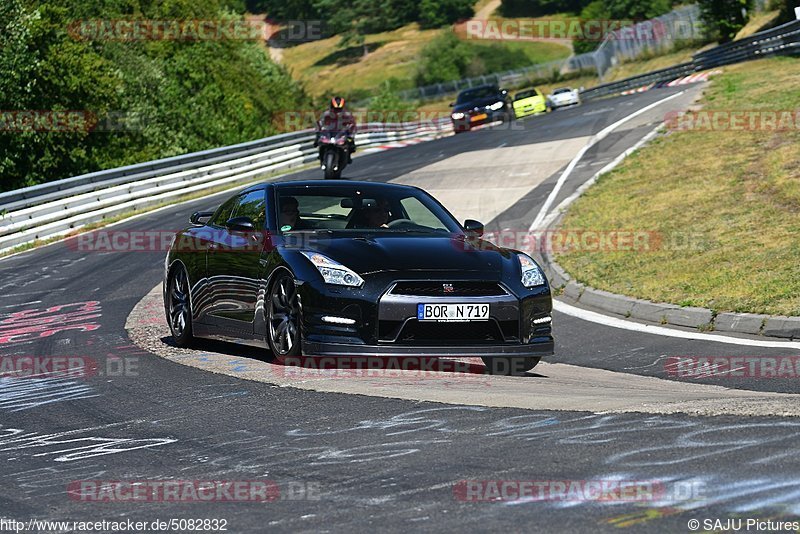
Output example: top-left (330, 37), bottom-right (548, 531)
top-left (267, 270), bottom-right (302, 358)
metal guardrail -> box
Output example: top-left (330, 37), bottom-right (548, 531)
top-left (0, 119), bottom-right (453, 252)
top-left (579, 18), bottom-right (800, 102)
top-left (578, 62), bottom-right (697, 101)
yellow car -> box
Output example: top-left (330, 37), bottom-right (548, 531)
top-left (512, 88), bottom-right (549, 118)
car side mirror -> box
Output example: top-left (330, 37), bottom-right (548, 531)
top-left (226, 216), bottom-right (256, 232)
top-left (449, 102), bottom-right (455, 107)
top-left (190, 211), bottom-right (213, 225)
top-left (464, 219), bottom-right (484, 237)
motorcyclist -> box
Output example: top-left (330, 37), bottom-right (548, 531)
top-left (315, 96), bottom-right (356, 163)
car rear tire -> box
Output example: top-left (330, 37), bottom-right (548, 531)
top-left (167, 265), bottom-right (194, 348)
top-left (482, 356), bottom-right (540, 376)
top-left (268, 270), bottom-right (302, 358)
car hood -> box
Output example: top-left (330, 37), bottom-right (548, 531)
top-left (285, 234), bottom-right (516, 276)
top-left (452, 95), bottom-right (504, 113)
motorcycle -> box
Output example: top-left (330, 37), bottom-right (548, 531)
top-left (317, 129), bottom-right (351, 180)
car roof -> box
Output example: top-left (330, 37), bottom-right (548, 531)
top-left (458, 84), bottom-right (497, 93)
top-left (268, 180), bottom-right (423, 192)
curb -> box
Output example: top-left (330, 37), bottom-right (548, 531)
top-left (541, 254), bottom-right (800, 339)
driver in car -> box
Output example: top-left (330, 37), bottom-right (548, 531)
top-left (279, 196), bottom-right (307, 230)
top-left (363, 198), bottom-right (391, 228)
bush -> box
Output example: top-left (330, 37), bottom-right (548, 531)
top-left (416, 32), bottom-right (472, 85)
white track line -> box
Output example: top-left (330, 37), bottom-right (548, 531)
top-left (555, 300), bottom-right (800, 349)
top-left (538, 122), bottom-right (664, 230)
top-left (529, 90), bottom-right (685, 231)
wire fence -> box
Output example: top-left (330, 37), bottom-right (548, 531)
top-left (395, 4), bottom-right (702, 102)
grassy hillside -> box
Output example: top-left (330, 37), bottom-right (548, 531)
top-left (281, 23), bottom-right (571, 101)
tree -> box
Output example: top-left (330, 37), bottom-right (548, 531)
top-left (573, 0), bottom-right (673, 54)
top-left (698, 0), bottom-right (753, 43)
top-left (419, 0), bottom-right (474, 29)
top-left (415, 31), bottom-right (472, 85)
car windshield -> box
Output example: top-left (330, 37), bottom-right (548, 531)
top-left (456, 86), bottom-right (497, 104)
top-left (553, 88), bottom-right (572, 95)
top-left (275, 184), bottom-right (463, 234)
top-left (514, 90), bottom-right (538, 100)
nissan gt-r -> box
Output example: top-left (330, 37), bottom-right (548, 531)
top-left (163, 181), bottom-right (553, 375)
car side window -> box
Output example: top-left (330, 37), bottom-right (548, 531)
top-left (232, 189), bottom-right (266, 229)
top-left (210, 196), bottom-right (238, 228)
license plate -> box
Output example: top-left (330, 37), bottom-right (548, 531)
top-left (417, 303), bottom-right (490, 322)
top-left (470, 113), bottom-right (488, 122)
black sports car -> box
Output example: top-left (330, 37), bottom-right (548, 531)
top-left (163, 181), bottom-right (553, 375)
top-left (450, 84), bottom-right (512, 133)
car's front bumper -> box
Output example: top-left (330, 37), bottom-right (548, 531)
top-left (550, 97), bottom-right (579, 108)
top-left (296, 274), bottom-right (553, 359)
top-left (452, 109), bottom-right (507, 131)
top-left (513, 101), bottom-right (547, 117)
top-left (302, 338), bottom-right (554, 358)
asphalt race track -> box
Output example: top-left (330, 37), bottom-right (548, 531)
top-left (2, 84), bottom-right (800, 533)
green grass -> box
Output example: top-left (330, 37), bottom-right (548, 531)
top-left (554, 56), bottom-right (800, 316)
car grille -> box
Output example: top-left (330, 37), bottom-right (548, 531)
top-left (379, 318), bottom-right (519, 343)
top-left (389, 281), bottom-right (506, 297)
top-left (394, 319), bottom-right (505, 344)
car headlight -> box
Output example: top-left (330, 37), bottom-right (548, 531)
top-left (517, 253), bottom-right (546, 288)
top-left (451, 112), bottom-right (465, 120)
top-left (488, 101), bottom-right (504, 111)
top-left (301, 251), bottom-right (364, 287)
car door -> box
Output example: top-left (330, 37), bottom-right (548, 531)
top-left (205, 188), bottom-right (270, 331)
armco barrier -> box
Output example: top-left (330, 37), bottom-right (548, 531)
top-left (580, 18), bottom-right (800, 102)
top-left (0, 119), bottom-right (453, 252)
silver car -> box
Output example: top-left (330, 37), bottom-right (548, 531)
top-left (547, 87), bottom-right (580, 109)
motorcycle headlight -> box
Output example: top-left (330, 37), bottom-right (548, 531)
top-left (488, 101), bottom-right (504, 111)
top-left (451, 112), bottom-right (465, 120)
top-left (517, 253), bottom-right (546, 288)
top-left (301, 251), bottom-right (364, 287)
